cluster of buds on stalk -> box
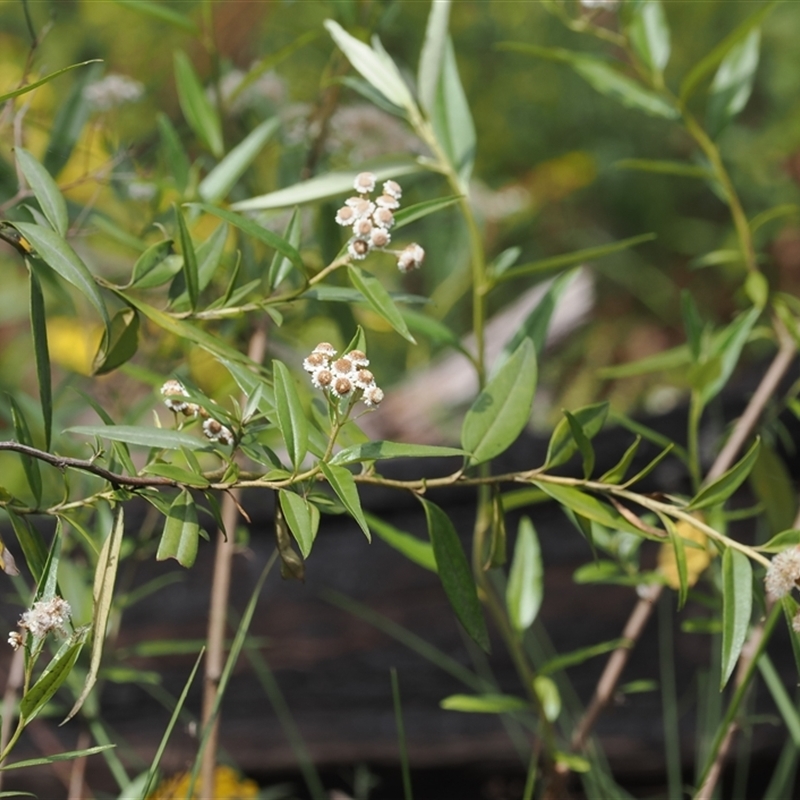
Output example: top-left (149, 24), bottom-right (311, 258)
top-left (8, 596), bottom-right (71, 650)
top-left (160, 379), bottom-right (234, 446)
top-left (303, 342), bottom-right (384, 408)
top-left (764, 544), bottom-right (800, 632)
top-left (335, 172), bottom-right (425, 273)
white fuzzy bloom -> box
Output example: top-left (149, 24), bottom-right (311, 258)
top-left (217, 68), bottom-right (286, 114)
top-left (84, 74), bottom-right (144, 111)
top-left (203, 418), bottom-right (233, 446)
top-left (128, 181), bottom-right (157, 201)
top-left (382, 180), bottom-right (402, 200)
top-left (765, 546), bottom-right (800, 600)
top-left (363, 385), bottom-right (384, 407)
top-left (161, 379), bottom-right (189, 413)
top-left (397, 243), bottom-right (425, 273)
top-left (347, 239), bottom-right (370, 260)
top-left (7, 631), bottom-right (22, 651)
top-left (19, 597), bottom-right (71, 639)
top-left (353, 172), bottom-right (377, 194)
top-left (580, 0), bottom-right (619, 8)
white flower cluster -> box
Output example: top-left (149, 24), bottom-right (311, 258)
top-left (303, 342), bottom-right (384, 407)
top-left (335, 173), bottom-right (425, 273)
top-left (764, 545), bottom-right (800, 600)
top-left (160, 380), bottom-right (234, 446)
top-left (83, 74), bottom-right (144, 111)
top-left (8, 596), bottom-right (71, 649)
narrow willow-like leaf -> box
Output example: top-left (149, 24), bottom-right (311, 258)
top-left (627, 0), bottom-right (671, 75)
top-left (421, 498), bottom-right (489, 652)
top-left (67, 425), bottom-right (210, 451)
top-left (324, 20), bottom-right (416, 113)
top-left (319, 463), bottom-right (370, 541)
top-left (688, 438), bottom-right (760, 510)
top-left (662, 515), bottom-right (688, 609)
top-left (191, 203), bottom-right (305, 276)
top-left (0, 744), bottom-right (114, 771)
top-left (720, 547), bottom-right (752, 689)
top-left (707, 29), bottom-right (760, 136)
top-left (565, 411), bottom-right (595, 479)
top-left (157, 113), bottom-right (191, 193)
top-left (64, 507), bottom-right (125, 723)
top-left (506, 517), bottom-right (543, 634)
top-left (462, 338), bottom-right (536, 465)
top-left (231, 162), bottom-right (419, 212)
top-left (272, 360), bottom-right (308, 470)
top-left (758, 530), bottom-right (800, 554)
top-left (348, 265), bottom-right (416, 343)
top-left (278, 491), bottom-right (319, 559)
top-left (533, 482), bottom-right (646, 537)
top-left (198, 117), bottom-right (280, 203)
top-left (174, 205), bottom-right (199, 310)
top-left (157, 490), bottom-right (200, 568)
top-left (417, 0), bottom-right (451, 113)
top-left (599, 436), bottom-right (641, 484)
top-left (679, 1), bottom-right (778, 101)
top-left (365, 512), bottom-right (437, 573)
top-left (393, 195), bottom-right (461, 229)
top-left (758, 653), bottom-right (800, 747)
top-left (9, 397), bottom-right (41, 505)
top-left (440, 694), bottom-right (528, 713)
top-left (141, 463), bottom-right (209, 487)
top-left (330, 441), bottom-right (465, 466)
top-left (20, 632), bottom-right (88, 721)
top-left (7, 510), bottom-right (48, 584)
top-left (15, 223), bottom-right (109, 327)
top-left (598, 344), bottom-right (690, 379)
top-left (545, 402), bottom-right (608, 469)
top-left (0, 60), bottom-right (101, 104)
top-left (173, 51), bottom-right (223, 157)
top-left (93, 308), bottom-right (139, 375)
top-left (15, 148), bottom-right (68, 236)
top-left (130, 239), bottom-right (176, 288)
top-left (539, 638), bottom-right (626, 676)
top-left (28, 269), bottom-right (52, 450)
top-left (268, 208), bottom-right (301, 289)
top-left (498, 233), bottom-right (656, 283)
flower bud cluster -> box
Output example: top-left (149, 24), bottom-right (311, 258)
top-left (303, 342), bottom-right (384, 407)
top-left (335, 173), bottom-right (425, 273)
top-left (8, 596), bottom-right (71, 649)
top-left (160, 380), bottom-right (234, 446)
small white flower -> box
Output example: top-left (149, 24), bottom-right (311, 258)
top-left (84, 74), bottom-right (144, 111)
top-left (397, 243), bottom-right (425, 273)
top-left (352, 218), bottom-right (373, 239)
top-left (330, 375), bottom-right (354, 398)
top-left (303, 352), bottom-right (329, 373)
top-left (382, 180), bottom-right (402, 200)
top-left (161, 379), bottom-right (189, 413)
top-left (765, 546), bottom-right (800, 600)
top-left (313, 342), bottom-right (337, 358)
top-left (353, 172), bottom-right (377, 194)
top-left (335, 206), bottom-right (356, 226)
top-left (363, 385), bottom-right (384, 407)
top-left (369, 228), bottom-right (391, 249)
top-left (7, 631), bottom-right (22, 651)
top-left (202, 418), bottom-right (233, 445)
top-left (332, 357), bottom-right (355, 377)
top-left (311, 368), bottom-right (333, 390)
top-left (19, 597), bottom-right (71, 639)
top-left (353, 368), bottom-right (375, 390)
top-left (345, 197), bottom-right (376, 219)
top-left (375, 194), bottom-right (400, 211)
top-left (348, 239), bottom-right (370, 260)
top-left (347, 350), bottom-right (369, 368)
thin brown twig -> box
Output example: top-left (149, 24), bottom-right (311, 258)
top-left (199, 322), bottom-right (268, 800)
top-left (570, 333), bottom-right (797, 756)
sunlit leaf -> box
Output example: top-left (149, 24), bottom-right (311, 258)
top-left (545, 402), bottom-right (608, 469)
top-left (688, 438), bottom-right (760, 510)
top-left (707, 29), bottom-right (760, 136)
top-left (330, 441), bottom-right (465, 465)
top-left (348, 265), bottom-right (415, 343)
top-left (506, 517), bottom-right (543, 633)
top-left (272, 360), bottom-right (308, 470)
top-left (156, 490), bottom-right (200, 568)
top-left (15, 148), bottom-right (68, 236)
top-left (320, 463), bottom-right (370, 540)
top-left (67, 424), bottom-right (210, 451)
top-left (279, 490), bottom-right (319, 558)
top-left (440, 693), bottom-right (528, 714)
top-left (174, 51), bottom-right (223, 157)
top-left (720, 547), bottom-right (752, 688)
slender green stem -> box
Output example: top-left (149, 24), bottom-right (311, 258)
top-left (687, 391), bottom-right (703, 493)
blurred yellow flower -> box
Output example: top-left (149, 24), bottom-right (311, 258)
top-left (148, 765), bottom-right (258, 800)
top-left (658, 516), bottom-right (713, 590)
top-left (47, 317), bottom-right (103, 376)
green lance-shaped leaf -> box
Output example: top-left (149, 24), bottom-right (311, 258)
top-left (430, 36), bottom-right (476, 189)
top-left (707, 29), bottom-right (760, 137)
top-left (440, 693), bottom-right (528, 714)
top-left (19, 631), bottom-right (88, 722)
top-left (92, 308), bottom-right (139, 375)
top-left (15, 148), bottom-right (68, 237)
top-left (64, 507), bottom-right (125, 723)
top-left (67, 424), bottom-right (211, 451)
top-left (750, 443), bottom-right (798, 536)
top-left (174, 204), bottom-right (199, 310)
top-left (157, 113), bottom-right (191, 193)
top-left (173, 51), bottom-right (223, 158)
top-left (545, 401), bottom-right (608, 469)
top-left (758, 530), bottom-right (800, 554)
top-left (199, 117), bottom-right (279, 203)
top-left (278, 490), bottom-right (319, 559)
top-left (320, 463), bottom-right (370, 541)
top-left (330, 441), bottom-right (465, 466)
top-left (0, 743), bottom-right (115, 771)
top-left (130, 238), bottom-right (174, 288)
top-left (679, 0), bottom-right (778, 102)
top-left (272, 360), bottom-right (308, 470)
top-left (688, 438), bottom-right (760, 511)
top-left (506, 517), bottom-right (543, 634)
top-left (565, 410), bottom-right (595, 480)
top-left (43, 60), bottom-right (103, 178)
top-left (0, 59), bottom-right (101, 105)
top-left (15, 223), bottom-right (109, 327)
top-left (28, 268), bottom-right (52, 450)
top-left (393, 195), bottom-right (461, 230)
top-left (599, 436), bottom-right (641, 485)
top-left (191, 203), bottom-right (305, 276)
top-left (365, 512), bottom-right (437, 572)
top-left (9, 397), bottom-right (41, 506)
top-left (141, 463), bottom-right (209, 487)
top-left (324, 20), bottom-right (416, 114)
top-left (534, 675), bottom-right (562, 722)
top-left (539, 638), bottom-right (627, 676)
top-left (627, 0), bottom-right (671, 76)
top-left (348, 265), bottom-right (416, 344)
top-left (113, 0), bottom-right (199, 32)
top-left (720, 547), bottom-right (752, 689)
top-left (418, 0), bottom-right (451, 113)
top-left (461, 338), bottom-right (537, 465)
top-left (421, 498), bottom-right (489, 652)
top-left (268, 208), bottom-right (301, 290)
top-left (157, 490), bottom-right (200, 568)
top-left (533, 482), bottom-right (648, 538)
top-left (231, 162), bottom-right (419, 212)
top-left (7, 510), bottom-right (48, 585)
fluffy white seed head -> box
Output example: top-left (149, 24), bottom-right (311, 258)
top-left (765, 546), bottom-right (800, 600)
top-left (397, 243), bottom-right (425, 273)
